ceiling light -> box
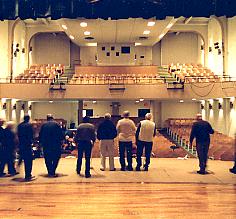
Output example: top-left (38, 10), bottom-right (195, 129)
top-left (69, 35), bottom-right (75, 40)
top-left (179, 100), bottom-right (184, 103)
top-left (80, 22), bottom-right (87, 27)
top-left (139, 98), bottom-right (144, 102)
top-left (167, 23), bottom-right (173, 29)
top-left (86, 43), bottom-right (97, 47)
top-left (143, 30), bottom-right (150, 35)
top-left (62, 25), bottom-right (67, 30)
top-left (192, 98), bottom-right (196, 101)
top-left (147, 21), bottom-right (155, 26)
top-left (136, 100), bottom-right (140, 103)
top-left (92, 100), bottom-right (97, 104)
top-left (49, 100), bottom-right (53, 103)
top-left (159, 34), bottom-right (164, 39)
top-left (84, 31), bottom-right (91, 36)
top-left (135, 42), bottom-right (141, 46)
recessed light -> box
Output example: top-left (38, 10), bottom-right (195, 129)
top-left (49, 100), bottom-right (53, 103)
top-left (92, 100), bottom-right (97, 104)
top-left (136, 100), bottom-right (140, 103)
top-left (143, 30), bottom-right (150, 35)
top-left (84, 31), bottom-right (91, 36)
top-left (167, 23), bottom-right (173, 29)
top-left (179, 100), bottom-right (184, 103)
top-left (80, 22), bottom-right (87, 27)
top-left (135, 42), bottom-right (141, 46)
top-left (192, 98), bottom-right (196, 101)
top-left (69, 35), bottom-right (75, 40)
top-left (139, 98), bottom-right (144, 102)
top-left (86, 43), bottom-right (97, 47)
top-left (147, 21), bottom-right (155, 26)
top-left (62, 25), bottom-right (67, 30)
top-left (159, 34), bottom-right (164, 39)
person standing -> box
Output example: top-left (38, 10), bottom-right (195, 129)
top-left (190, 114), bottom-right (214, 174)
top-left (97, 113), bottom-right (117, 171)
top-left (116, 111), bottom-right (136, 171)
top-left (75, 116), bottom-right (96, 178)
top-left (229, 133), bottom-right (236, 174)
top-left (0, 119), bottom-right (8, 177)
top-left (39, 114), bottom-right (64, 177)
top-left (135, 113), bottom-right (156, 171)
top-left (17, 115), bottom-right (35, 181)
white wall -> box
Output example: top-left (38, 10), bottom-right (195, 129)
top-left (80, 46), bottom-right (97, 66)
top-left (13, 20), bottom-right (27, 77)
top-left (32, 32), bottom-right (70, 65)
top-left (0, 21), bottom-right (9, 79)
top-left (161, 101), bottom-right (200, 125)
top-left (152, 42), bottom-right (161, 66)
top-left (207, 17), bottom-right (223, 75)
top-left (228, 17), bottom-right (236, 77)
top-left (161, 32), bottom-right (199, 65)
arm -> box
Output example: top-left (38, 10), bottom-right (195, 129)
top-left (208, 123), bottom-right (214, 134)
top-left (135, 123), bottom-right (141, 142)
top-left (189, 125), bottom-right (195, 146)
top-left (153, 124), bottom-right (157, 137)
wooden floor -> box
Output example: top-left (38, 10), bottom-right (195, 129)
top-left (0, 183), bottom-right (236, 218)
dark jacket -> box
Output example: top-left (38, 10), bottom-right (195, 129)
top-left (17, 122), bottom-right (34, 150)
top-left (97, 119), bottom-right (117, 140)
top-left (39, 121), bottom-right (64, 150)
top-left (0, 127), bottom-right (6, 152)
top-left (190, 120), bottom-right (214, 144)
top-left (75, 123), bottom-right (96, 143)
top-left (5, 128), bottom-right (16, 153)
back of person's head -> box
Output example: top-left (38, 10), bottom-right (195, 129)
top-left (0, 118), bottom-right (5, 127)
top-left (123, 111), bottom-right (130, 118)
top-left (104, 113), bottom-right (111, 120)
top-left (196, 113), bottom-right (202, 121)
top-left (6, 121), bottom-right (15, 130)
top-left (145, 113), bottom-right (152, 120)
top-left (82, 116), bottom-right (90, 123)
top-left (24, 115), bottom-right (30, 122)
top-left (47, 114), bottom-right (54, 121)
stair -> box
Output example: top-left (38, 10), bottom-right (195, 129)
top-left (158, 66), bottom-right (179, 83)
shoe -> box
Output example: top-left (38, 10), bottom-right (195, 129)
top-left (85, 173), bottom-right (91, 178)
top-left (127, 167), bottom-right (133, 171)
top-left (120, 167), bottom-right (126, 171)
top-left (197, 170), bottom-right (206, 175)
top-left (136, 167), bottom-right (141, 171)
top-left (110, 168), bottom-right (116, 171)
top-left (9, 172), bottom-right (19, 176)
top-left (144, 167), bottom-right (149, 171)
top-left (76, 170), bottom-right (81, 175)
top-left (229, 168), bottom-right (236, 174)
top-left (100, 168), bottom-right (105, 171)
top-left (25, 176), bottom-right (36, 181)
top-left (0, 173), bottom-right (6, 177)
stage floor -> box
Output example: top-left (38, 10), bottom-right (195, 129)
top-left (0, 158), bottom-right (235, 185)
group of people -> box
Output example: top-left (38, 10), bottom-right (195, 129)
top-left (0, 111), bottom-right (235, 181)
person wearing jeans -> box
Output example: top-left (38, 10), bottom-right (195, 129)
top-left (135, 113), bottom-right (156, 171)
top-left (97, 113), bottom-right (117, 171)
top-left (116, 111), bottom-right (136, 171)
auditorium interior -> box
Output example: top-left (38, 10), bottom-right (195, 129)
top-left (0, 0), bottom-right (236, 218)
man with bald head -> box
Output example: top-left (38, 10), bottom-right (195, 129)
top-left (97, 113), bottom-right (117, 171)
top-left (190, 113), bottom-right (214, 174)
top-left (135, 113), bottom-right (156, 171)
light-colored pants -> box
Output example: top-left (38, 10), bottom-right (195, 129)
top-left (100, 139), bottom-right (115, 170)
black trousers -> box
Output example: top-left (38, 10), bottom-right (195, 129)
top-left (20, 149), bottom-right (33, 178)
top-left (0, 152), bottom-right (16, 174)
top-left (76, 140), bottom-right (92, 174)
top-left (136, 140), bottom-right (153, 168)
top-left (196, 141), bottom-right (210, 171)
top-left (119, 141), bottom-right (133, 169)
top-left (44, 150), bottom-right (61, 175)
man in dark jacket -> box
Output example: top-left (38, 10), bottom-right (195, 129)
top-left (0, 119), bottom-right (7, 176)
top-left (39, 114), bottom-right (64, 177)
top-left (190, 114), bottom-right (214, 174)
top-left (17, 115), bottom-right (35, 181)
top-left (75, 116), bottom-right (96, 178)
top-left (97, 113), bottom-right (117, 171)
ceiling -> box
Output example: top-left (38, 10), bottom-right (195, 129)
top-left (24, 16), bottom-right (210, 47)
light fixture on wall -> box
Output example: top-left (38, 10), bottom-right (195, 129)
top-left (201, 103), bottom-right (204, 110)
top-left (21, 104), bottom-right (25, 110)
top-left (95, 55), bottom-right (98, 62)
top-left (200, 45), bottom-right (204, 50)
top-left (134, 54), bottom-right (137, 61)
top-left (22, 48), bottom-right (25, 53)
top-left (29, 46), bottom-right (33, 53)
top-left (230, 101), bottom-right (234, 109)
top-left (218, 102), bottom-right (222, 109)
top-left (13, 104), bottom-right (16, 110)
top-left (209, 47), bottom-right (212, 52)
top-left (218, 49), bottom-right (222, 55)
top-left (209, 103), bottom-right (213, 109)
top-left (29, 105), bottom-right (32, 111)
top-left (214, 42), bottom-right (219, 49)
top-left (2, 102), bottom-right (7, 110)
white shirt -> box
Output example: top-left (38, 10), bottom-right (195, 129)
top-left (138, 120), bottom-right (155, 142)
top-left (116, 118), bottom-right (136, 142)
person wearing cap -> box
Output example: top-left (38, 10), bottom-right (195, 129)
top-left (135, 113), bottom-right (156, 171)
top-left (17, 115), bottom-right (35, 181)
top-left (116, 111), bottom-right (136, 171)
top-left (190, 113), bottom-right (214, 174)
top-left (97, 113), bottom-right (117, 171)
top-left (39, 114), bottom-right (64, 177)
top-left (75, 116), bottom-right (96, 178)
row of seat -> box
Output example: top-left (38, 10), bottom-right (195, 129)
top-left (167, 118), bottom-right (235, 161)
top-left (14, 64), bottom-right (65, 84)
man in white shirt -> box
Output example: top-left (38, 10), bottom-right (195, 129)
top-left (116, 111), bottom-right (136, 171)
top-left (135, 113), bottom-right (156, 171)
